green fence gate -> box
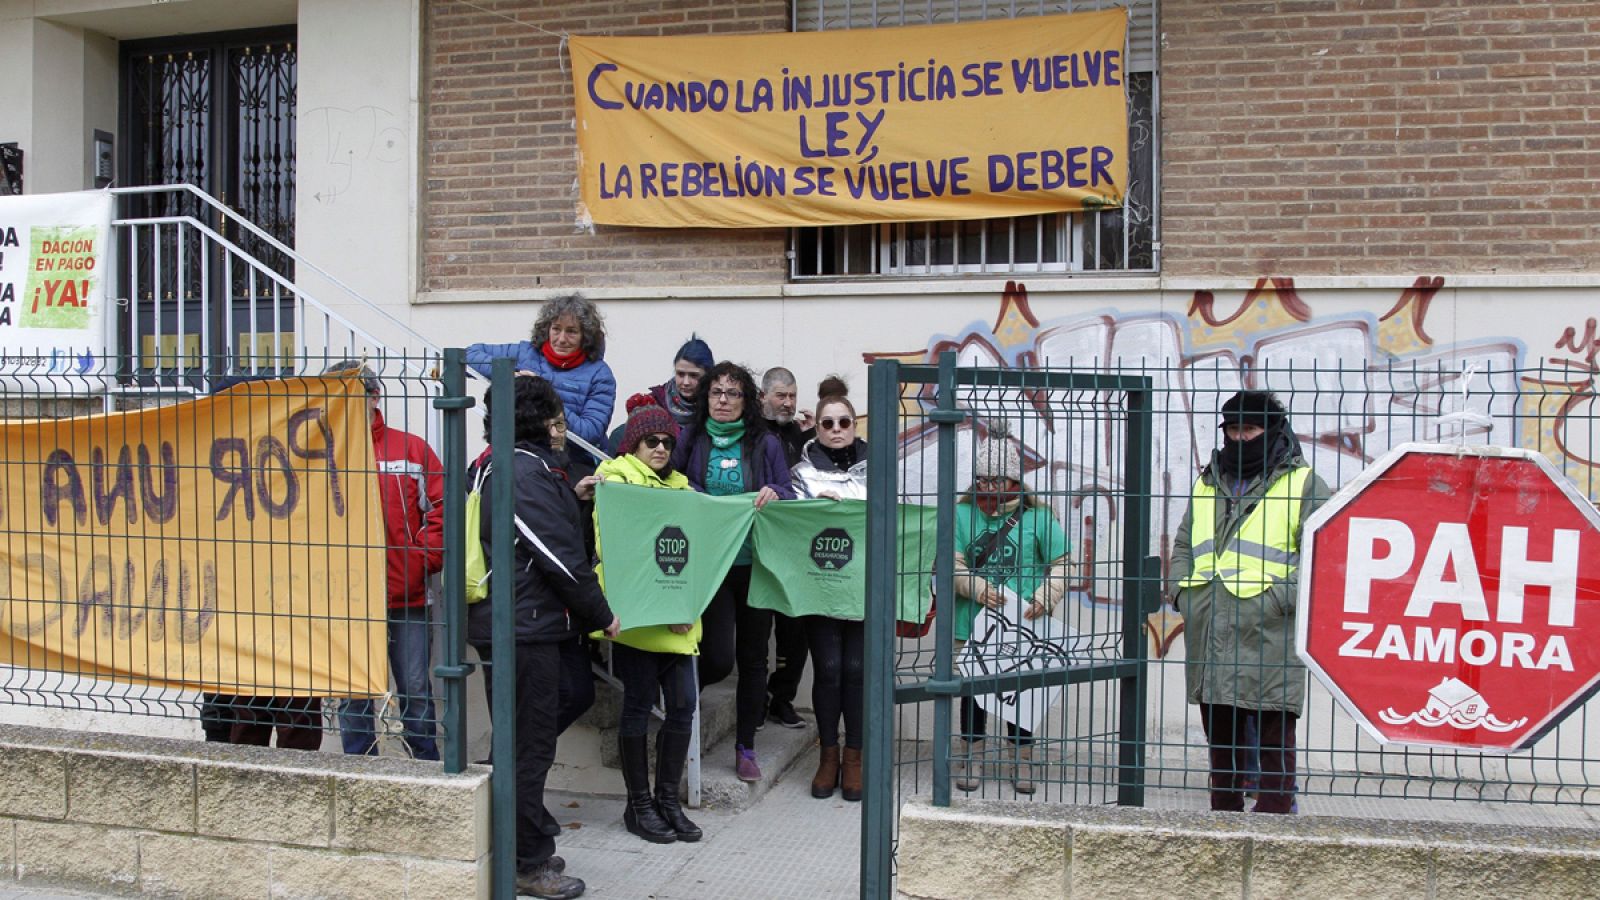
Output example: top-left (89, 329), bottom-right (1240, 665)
top-left (861, 351), bottom-right (1158, 898)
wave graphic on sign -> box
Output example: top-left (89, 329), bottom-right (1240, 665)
top-left (1377, 676), bottom-right (1528, 733)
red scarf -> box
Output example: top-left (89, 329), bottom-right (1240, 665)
top-left (541, 342), bottom-right (587, 370)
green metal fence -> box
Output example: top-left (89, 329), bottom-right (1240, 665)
top-left (0, 349), bottom-right (474, 769)
top-left (862, 351), bottom-right (1600, 897)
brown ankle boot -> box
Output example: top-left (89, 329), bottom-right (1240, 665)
top-left (841, 747), bottom-right (863, 802)
top-left (811, 744), bottom-right (841, 798)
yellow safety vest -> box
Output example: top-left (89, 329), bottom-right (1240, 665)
top-left (1180, 466), bottom-right (1312, 598)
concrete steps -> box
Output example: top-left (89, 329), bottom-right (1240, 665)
top-left (580, 672), bottom-right (818, 811)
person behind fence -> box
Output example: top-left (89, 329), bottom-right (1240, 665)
top-left (760, 366), bottom-right (815, 732)
top-left (791, 377), bottom-right (869, 802)
top-left (325, 361), bottom-right (445, 761)
top-left (949, 431), bottom-right (1071, 795)
top-left (1171, 389), bottom-right (1329, 815)
top-left (468, 375), bottom-right (621, 900)
top-left (473, 401), bottom-right (598, 738)
top-left (465, 293), bottom-right (615, 474)
top-left (585, 399), bottom-right (704, 845)
top-left (670, 361), bottom-right (795, 783)
top-left (610, 334), bottom-right (715, 452)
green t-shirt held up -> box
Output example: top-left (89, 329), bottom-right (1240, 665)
top-left (952, 501), bottom-right (1070, 642)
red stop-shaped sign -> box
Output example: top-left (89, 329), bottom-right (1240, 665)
top-left (1298, 443), bottom-right (1600, 751)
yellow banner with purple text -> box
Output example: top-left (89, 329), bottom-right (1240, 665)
top-left (0, 376), bottom-right (388, 695)
top-left (571, 9), bottom-right (1128, 228)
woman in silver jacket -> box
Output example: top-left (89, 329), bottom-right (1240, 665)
top-left (794, 377), bottom-right (870, 801)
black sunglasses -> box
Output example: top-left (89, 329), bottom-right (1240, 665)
top-left (641, 435), bottom-right (676, 450)
top-left (819, 416), bottom-right (853, 430)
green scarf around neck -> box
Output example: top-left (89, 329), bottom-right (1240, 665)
top-left (705, 416), bottom-right (746, 449)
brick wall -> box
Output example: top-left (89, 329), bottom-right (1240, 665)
top-left (1161, 1), bottom-right (1600, 277)
top-left (423, 0), bottom-right (791, 292)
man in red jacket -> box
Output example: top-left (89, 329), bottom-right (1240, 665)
top-left (330, 361), bottom-right (446, 761)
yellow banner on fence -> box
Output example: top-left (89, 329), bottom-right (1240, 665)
top-left (571, 9), bottom-right (1128, 228)
top-left (0, 377), bottom-right (387, 695)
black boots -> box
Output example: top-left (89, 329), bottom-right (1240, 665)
top-left (620, 734), bottom-right (676, 844)
top-left (654, 729), bottom-right (703, 842)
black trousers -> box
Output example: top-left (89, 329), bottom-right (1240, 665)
top-left (767, 611), bottom-right (809, 708)
top-left (697, 564), bottom-right (773, 748)
top-left (476, 640), bottom-right (562, 872)
top-left (613, 643), bottom-right (697, 737)
top-left (960, 695), bottom-right (1033, 746)
top-left (556, 635), bottom-right (595, 734)
top-left (1200, 703), bottom-right (1297, 814)
top-left (805, 616), bottom-right (863, 750)
top-left (228, 697), bottom-right (323, 750)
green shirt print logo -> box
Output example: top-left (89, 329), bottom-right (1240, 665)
top-left (655, 525), bottom-right (690, 576)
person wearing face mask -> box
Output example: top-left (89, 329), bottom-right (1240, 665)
top-left (790, 378), bottom-right (868, 800)
top-left (1171, 390), bottom-right (1329, 815)
top-left (949, 431), bottom-right (1071, 795)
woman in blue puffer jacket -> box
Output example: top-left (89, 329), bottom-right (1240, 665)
top-left (466, 293), bottom-right (617, 467)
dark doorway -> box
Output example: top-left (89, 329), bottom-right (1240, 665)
top-left (119, 27), bottom-right (297, 377)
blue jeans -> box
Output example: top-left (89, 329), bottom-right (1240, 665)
top-left (341, 604), bottom-right (439, 760)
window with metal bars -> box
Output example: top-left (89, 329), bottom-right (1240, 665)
top-left (789, 1), bottom-right (1158, 278)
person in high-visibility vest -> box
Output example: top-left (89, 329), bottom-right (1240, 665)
top-left (1172, 390), bottom-right (1329, 814)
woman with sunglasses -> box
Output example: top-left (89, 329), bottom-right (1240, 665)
top-left (670, 361), bottom-right (795, 783)
top-left (591, 399), bottom-right (703, 845)
top-left (950, 432), bottom-right (1071, 795)
top-left (791, 378), bottom-right (870, 801)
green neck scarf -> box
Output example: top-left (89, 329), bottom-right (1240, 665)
top-left (705, 416), bottom-right (746, 449)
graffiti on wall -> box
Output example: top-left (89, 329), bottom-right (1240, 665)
top-left (862, 277), bottom-right (1600, 656)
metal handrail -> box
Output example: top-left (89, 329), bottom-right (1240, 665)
top-left (110, 184), bottom-right (442, 356)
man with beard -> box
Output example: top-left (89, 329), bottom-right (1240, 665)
top-left (1171, 390), bottom-right (1329, 814)
top-left (759, 367), bottom-right (814, 729)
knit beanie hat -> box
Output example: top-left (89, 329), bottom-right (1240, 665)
top-left (674, 334), bottom-right (715, 371)
top-left (1219, 390), bottom-right (1287, 430)
top-left (972, 433), bottom-right (1023, 483)
top-left (621, 403), bottom-right (679, 455)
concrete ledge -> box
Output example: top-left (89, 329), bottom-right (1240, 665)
top-left (0, 723), bottom-right (491, 899)
top-left (897, 800), bottom-right (1600, 900)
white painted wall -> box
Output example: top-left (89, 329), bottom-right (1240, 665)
top-left (293, 0), bottom-right (421, 330)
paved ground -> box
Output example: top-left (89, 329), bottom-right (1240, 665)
top-left (550, 744), bottom-right (860, 900)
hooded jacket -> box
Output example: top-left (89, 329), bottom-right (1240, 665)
top-left (1170, 438), bottom-right (1330, 714)
top-left (790, 438), bottom-right (868, 500)
top-left (467, 441), bottom-right (614, 645)
top-left (371, 409), bottom-right (445, 608)
top-left (463, 342), bottom-right (617, 459)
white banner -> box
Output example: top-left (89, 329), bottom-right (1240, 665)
top-left (956, 586), bottom-right (1091, 735)
top-left (0, 190), bottom-right (114, 392)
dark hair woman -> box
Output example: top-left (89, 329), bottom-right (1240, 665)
top-left (668, 361), bottom-right (795, 783)
top-left (467, 375), bottom-right (621, 899)
top-left (791, 378), bottom-right (870, 801)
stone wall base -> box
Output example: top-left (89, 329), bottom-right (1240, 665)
top-left (897, 799), bottom-right (1600, 900)
top-left (0, 723), bottom-right (490, 899)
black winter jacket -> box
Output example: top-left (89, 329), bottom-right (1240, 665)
top-left (468, 442), bottom-right (614, 645)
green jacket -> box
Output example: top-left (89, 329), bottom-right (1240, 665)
top-left (1170, 453), bottom-right (1329, 715)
